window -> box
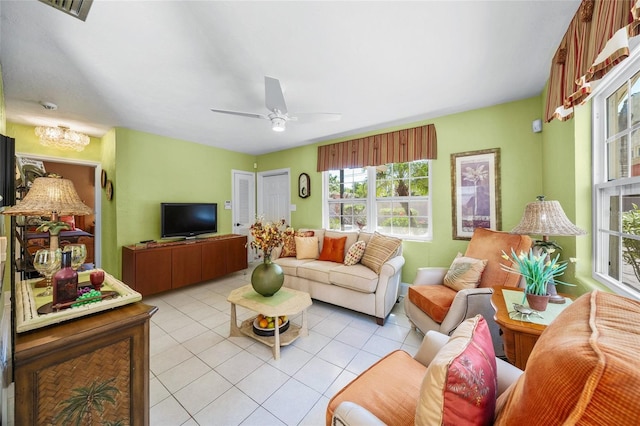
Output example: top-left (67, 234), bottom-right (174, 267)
top-left (324, 160), bottom-right (431, 239)
top-left (593, 51), bottom-right (640, 299)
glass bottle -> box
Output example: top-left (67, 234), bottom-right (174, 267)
top-left (53, 250), bottom-right (78, 307)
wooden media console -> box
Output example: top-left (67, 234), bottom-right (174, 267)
top-left (122, 234), bottom-right (248, 296)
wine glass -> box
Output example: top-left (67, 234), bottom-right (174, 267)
top-left (32, 249), bottom-right (61, 297)
top-left (63, 244), bottom-right (87, 271)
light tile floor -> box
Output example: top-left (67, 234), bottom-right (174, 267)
top-left (145, 267), bottom-right (421, 426)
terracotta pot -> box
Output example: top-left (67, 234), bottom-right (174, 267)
top-left (251, 255), bottom-right (284, 297)
top-left (526, 293), bottom-right (550, 312)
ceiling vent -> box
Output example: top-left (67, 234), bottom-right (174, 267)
top-left (38, 0), bottom-right (93, 22)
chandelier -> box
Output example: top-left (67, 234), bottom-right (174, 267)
top-left (35, 126), bottom-right (90, 152)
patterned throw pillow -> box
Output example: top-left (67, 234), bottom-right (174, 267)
top-left (281, 230), bottom-right (314, 258)
top-left (295, 236), bottom-right (319, 259)
top-left (344, 240), bottom-right (366, 266)
top-left (415, 315), bottom-right (497, 426)
top-left (361, 232), bottom-right (402, 273)
top-left (443, 253), bottom-right (488, 291)
top-left (318, 236), bottom-right (348, 263)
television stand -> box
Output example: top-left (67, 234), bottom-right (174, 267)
top-left (121, 234), bottom-right (248, 296)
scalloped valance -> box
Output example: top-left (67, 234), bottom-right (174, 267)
top-left (546, 0), bottom-right (640, 122)
top-left (316, 124), bottom-right (437, 172)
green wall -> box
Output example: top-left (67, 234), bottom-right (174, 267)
top-left (109, 128), bottom-right (256, 277)
top-left (101, 129), bottom-right (118, 275)
top-left (3, 124), bottom-right (256, 278)
top-left (259, 96), bottom-right (545, 283)
top-left (2, 91), bottom-right (600, 292)
top-left (540, 98), bottom-right (609, 296)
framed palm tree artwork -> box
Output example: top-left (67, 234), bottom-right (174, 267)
top-left (451, 148), bottom-right (501, 240)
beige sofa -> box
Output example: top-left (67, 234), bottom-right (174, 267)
top-left (272, 229), bottom-right (405, 325)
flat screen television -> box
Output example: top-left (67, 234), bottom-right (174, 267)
top-left (161, 202), bottom-right (217, 239)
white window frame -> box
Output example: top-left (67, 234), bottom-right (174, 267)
top-left (322, 161), bottom-right (433, 241)
top-left (592, 44), bottom-right (640, 300)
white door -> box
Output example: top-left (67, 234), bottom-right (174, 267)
top-left (258, 169), bottom-right (290, 225)
top-left (232, 170), bottom-right (256, 262)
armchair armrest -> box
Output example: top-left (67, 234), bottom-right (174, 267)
top-left (496, 357), bottom-right (523, 396)
top-left (413, 330), bottom-right (450, 366)
top-left (439, 287), bottom-right (494, 335)
top-left (413, 267), bottom-right (448, 285)
top-left (333, 402), bottom-right (386, 426)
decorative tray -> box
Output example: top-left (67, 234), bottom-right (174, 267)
top-left (16, 269), bottom-right (142, 333)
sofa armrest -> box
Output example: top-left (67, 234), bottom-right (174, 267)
top-left (271, 245), bottom-right (283, 260)
top-left (332, 401), bottom-right (386, 426)
top-left (413, 267), bottom-right (448, 285)
top-left (375, 256), bottom-right (406, 320)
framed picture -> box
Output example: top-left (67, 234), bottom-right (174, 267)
top-left (451, 148), bottom-right (501, 240)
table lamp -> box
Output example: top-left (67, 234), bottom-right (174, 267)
top-left (2, 176), bottom-right (93, 251)
top-left (510, 195), bottom-right (586, 303)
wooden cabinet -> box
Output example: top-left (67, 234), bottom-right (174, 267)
top-left (491, 286), bottom-right (572, 369)
top-left (226, 236), bottom-right (250, 274)
top-left (123, 246), bottom-right (172, 295)
top-left (14, 302), bottom-right (157, 426)
top-left (122, 235), bottom-right (247, 296)
top-left (201, 241), bottom-right (226, 281)
top-left (172, 243), bottom-right (202, 288)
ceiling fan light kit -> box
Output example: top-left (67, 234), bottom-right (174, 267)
top-left (211, 76), bottom-right (341, 132)
top-left (271, 117), bottom-right (286, 132)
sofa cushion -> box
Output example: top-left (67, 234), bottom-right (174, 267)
top-left (318, 236), bottom-right (347, 263)
top-left (296, 260), bottom-right (335, 284)
top-left (415, 315), bottom-right (497, 426)
top-left (329, 264), bottom-right (379, 293)
top-left (465, 228), bottom-right (531, 288)
top-left (281, 230), bottom-right (314, 258)
top-left (327, 350), bottom-right (427, 426)
top-left (443, 253), bottom-right (488, 291)
top-left (273, 256), bottom-right (314, 276)
top-left (361, 232), bottom-right (402, 274)
top-left (324, 230), bottom-right (359, 253)
top-left (495, 290), bottom-right (640, 425)
top-left (408, 285), bottom-right (457, 323)
top-left (357, 231), bottom-right (374, 245)
top-left (344, 240), bottom-right (366, 266)
top-left (295, 236), bottom-right (319, 259)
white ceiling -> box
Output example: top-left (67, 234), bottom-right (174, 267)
top-left (0, 0), bottom-right (580, 155)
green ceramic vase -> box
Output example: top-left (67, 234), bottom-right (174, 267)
top-left (251, 255), bottom-right (284, 297)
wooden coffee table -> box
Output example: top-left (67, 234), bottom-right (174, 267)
top-left (227, 284), bottom-right (312, 360)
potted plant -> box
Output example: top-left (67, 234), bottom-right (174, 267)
top-left (501, 248), bottom-right (571, 311)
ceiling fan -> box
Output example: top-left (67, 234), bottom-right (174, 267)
top-left (211, 76), bottom-right (341, 132)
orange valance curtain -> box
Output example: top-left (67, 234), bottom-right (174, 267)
top-left (316, 124), bottom-right (437, 172)
top-left (546, 0), bottom-right (640, 122)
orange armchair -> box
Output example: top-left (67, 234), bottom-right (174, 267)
top-left (404, 228), bottom-right (532, 356)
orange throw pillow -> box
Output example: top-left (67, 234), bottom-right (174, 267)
top-left (318, 236), bottom-right (347, 263)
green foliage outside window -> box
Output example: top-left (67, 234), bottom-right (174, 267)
top-left (622, 203), bottom-right (640, 282)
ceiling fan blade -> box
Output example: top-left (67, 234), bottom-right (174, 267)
top-left (265, 76), bottom-right (288, 114)
top-left (289, 112), bottom-right (342, 123)
top-left (210, 109), bottom-right (268, 120)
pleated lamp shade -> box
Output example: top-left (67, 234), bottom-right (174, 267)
top-left (511, 197), bottom-right (586, 237)
top-left (2, 177), bottom-right (92, 217)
